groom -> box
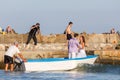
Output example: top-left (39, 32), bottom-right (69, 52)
top-left (68, 33), bottom-right (81, 59)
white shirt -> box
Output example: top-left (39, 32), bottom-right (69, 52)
top-left (5, 45), bottom-right (20, 57)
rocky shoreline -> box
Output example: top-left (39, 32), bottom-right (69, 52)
top-left (0, 33), bottom-right (120, 69)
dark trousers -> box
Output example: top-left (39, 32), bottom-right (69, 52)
top-left (26, 34), bottom-right (37, 45)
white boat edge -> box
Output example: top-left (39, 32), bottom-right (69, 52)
top-left (24, 55), bottom-right (98, 71)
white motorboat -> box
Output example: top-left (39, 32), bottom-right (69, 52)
top-left (24, 55), bottom-right (98, 71)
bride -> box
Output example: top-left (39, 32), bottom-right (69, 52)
top-left (77, 36), bottom-right (87, 58)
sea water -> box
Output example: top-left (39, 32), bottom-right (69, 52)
top-left (0, 64), bottom-right (120, 80)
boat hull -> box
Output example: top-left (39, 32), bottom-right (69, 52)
top-left (25, 55), bottom-right (97, 71)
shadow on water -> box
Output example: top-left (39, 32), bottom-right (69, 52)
top-left (72, 64), bottom-right (120, 74)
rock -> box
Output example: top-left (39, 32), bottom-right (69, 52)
top-left (115, 44), bottom-right (120, 49)
top-left (101, 44), bottom-right (113, 50)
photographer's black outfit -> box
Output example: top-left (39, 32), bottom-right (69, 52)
top-left (26, 25), bottom-right (40, 45)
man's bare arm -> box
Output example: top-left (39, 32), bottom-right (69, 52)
top-left (18, 53), bottom-right (27, 62)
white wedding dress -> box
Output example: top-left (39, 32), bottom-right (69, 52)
top-left (77, 48), bottom-right (87, 58)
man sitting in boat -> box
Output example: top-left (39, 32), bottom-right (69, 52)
top-left (68, 33), bottom-right (81, 59)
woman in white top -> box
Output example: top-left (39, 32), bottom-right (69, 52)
top-left (77, 36), bottom-right (87, 58)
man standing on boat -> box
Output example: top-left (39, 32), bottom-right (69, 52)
top-left (68, 33), bottom-right (81, 58)
top-left (4, 41), bottom-right (26, 71)
top-left (65, 22), bottom-right (74, 45)
top-left (26, 23), bottom-right (40, 49)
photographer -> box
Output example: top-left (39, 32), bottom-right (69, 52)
top-left (26, 23), bottom-right (40, 47)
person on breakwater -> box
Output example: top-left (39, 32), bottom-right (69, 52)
top-left (4, 41), bottom-right (26, 71)
top-left (77, 36), bottom-right (87, 58)
top-left (6, 25), bottom-right (14, 34)
top-left (65, 22), bottom-right (73, 41)
top-left (25, 23), bottom-right (40, 49)
top-left (0, 27), bottom-right (2, 33)
top-left (110, 28), bottom-right (116, 34)
top-left (68, 33), bottom-right (81, 58)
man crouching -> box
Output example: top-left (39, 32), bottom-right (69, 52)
top-left (4, 41), bottom-right (26, 71)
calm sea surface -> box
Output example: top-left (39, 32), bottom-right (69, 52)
top-left (0, 64), bottom-right (120, 80)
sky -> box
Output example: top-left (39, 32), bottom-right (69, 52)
top-left (0, 0), bottom-right (120, 34)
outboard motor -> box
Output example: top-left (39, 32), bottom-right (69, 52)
top-left (14, 57), bottom-right (26, 71)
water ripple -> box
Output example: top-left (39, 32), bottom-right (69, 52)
top-left (0, 64), bottom-right (120, 80)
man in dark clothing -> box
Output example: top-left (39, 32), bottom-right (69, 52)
top-left (26, 23), bottom-right (40, 46)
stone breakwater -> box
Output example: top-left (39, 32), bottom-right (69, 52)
top-left (94, 50), bottom-right (120, 64)
top-left (0, 33), bottom-right (120, 69)
top-left (0, 33), bottom-right (119, 50)
top-left (0, 43), bottom-right (67, 51)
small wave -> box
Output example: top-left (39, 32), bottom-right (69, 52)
top-left (68, 64), bottom-right (120, 74)
top-left (23, 64), bottom-right (120, 75)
